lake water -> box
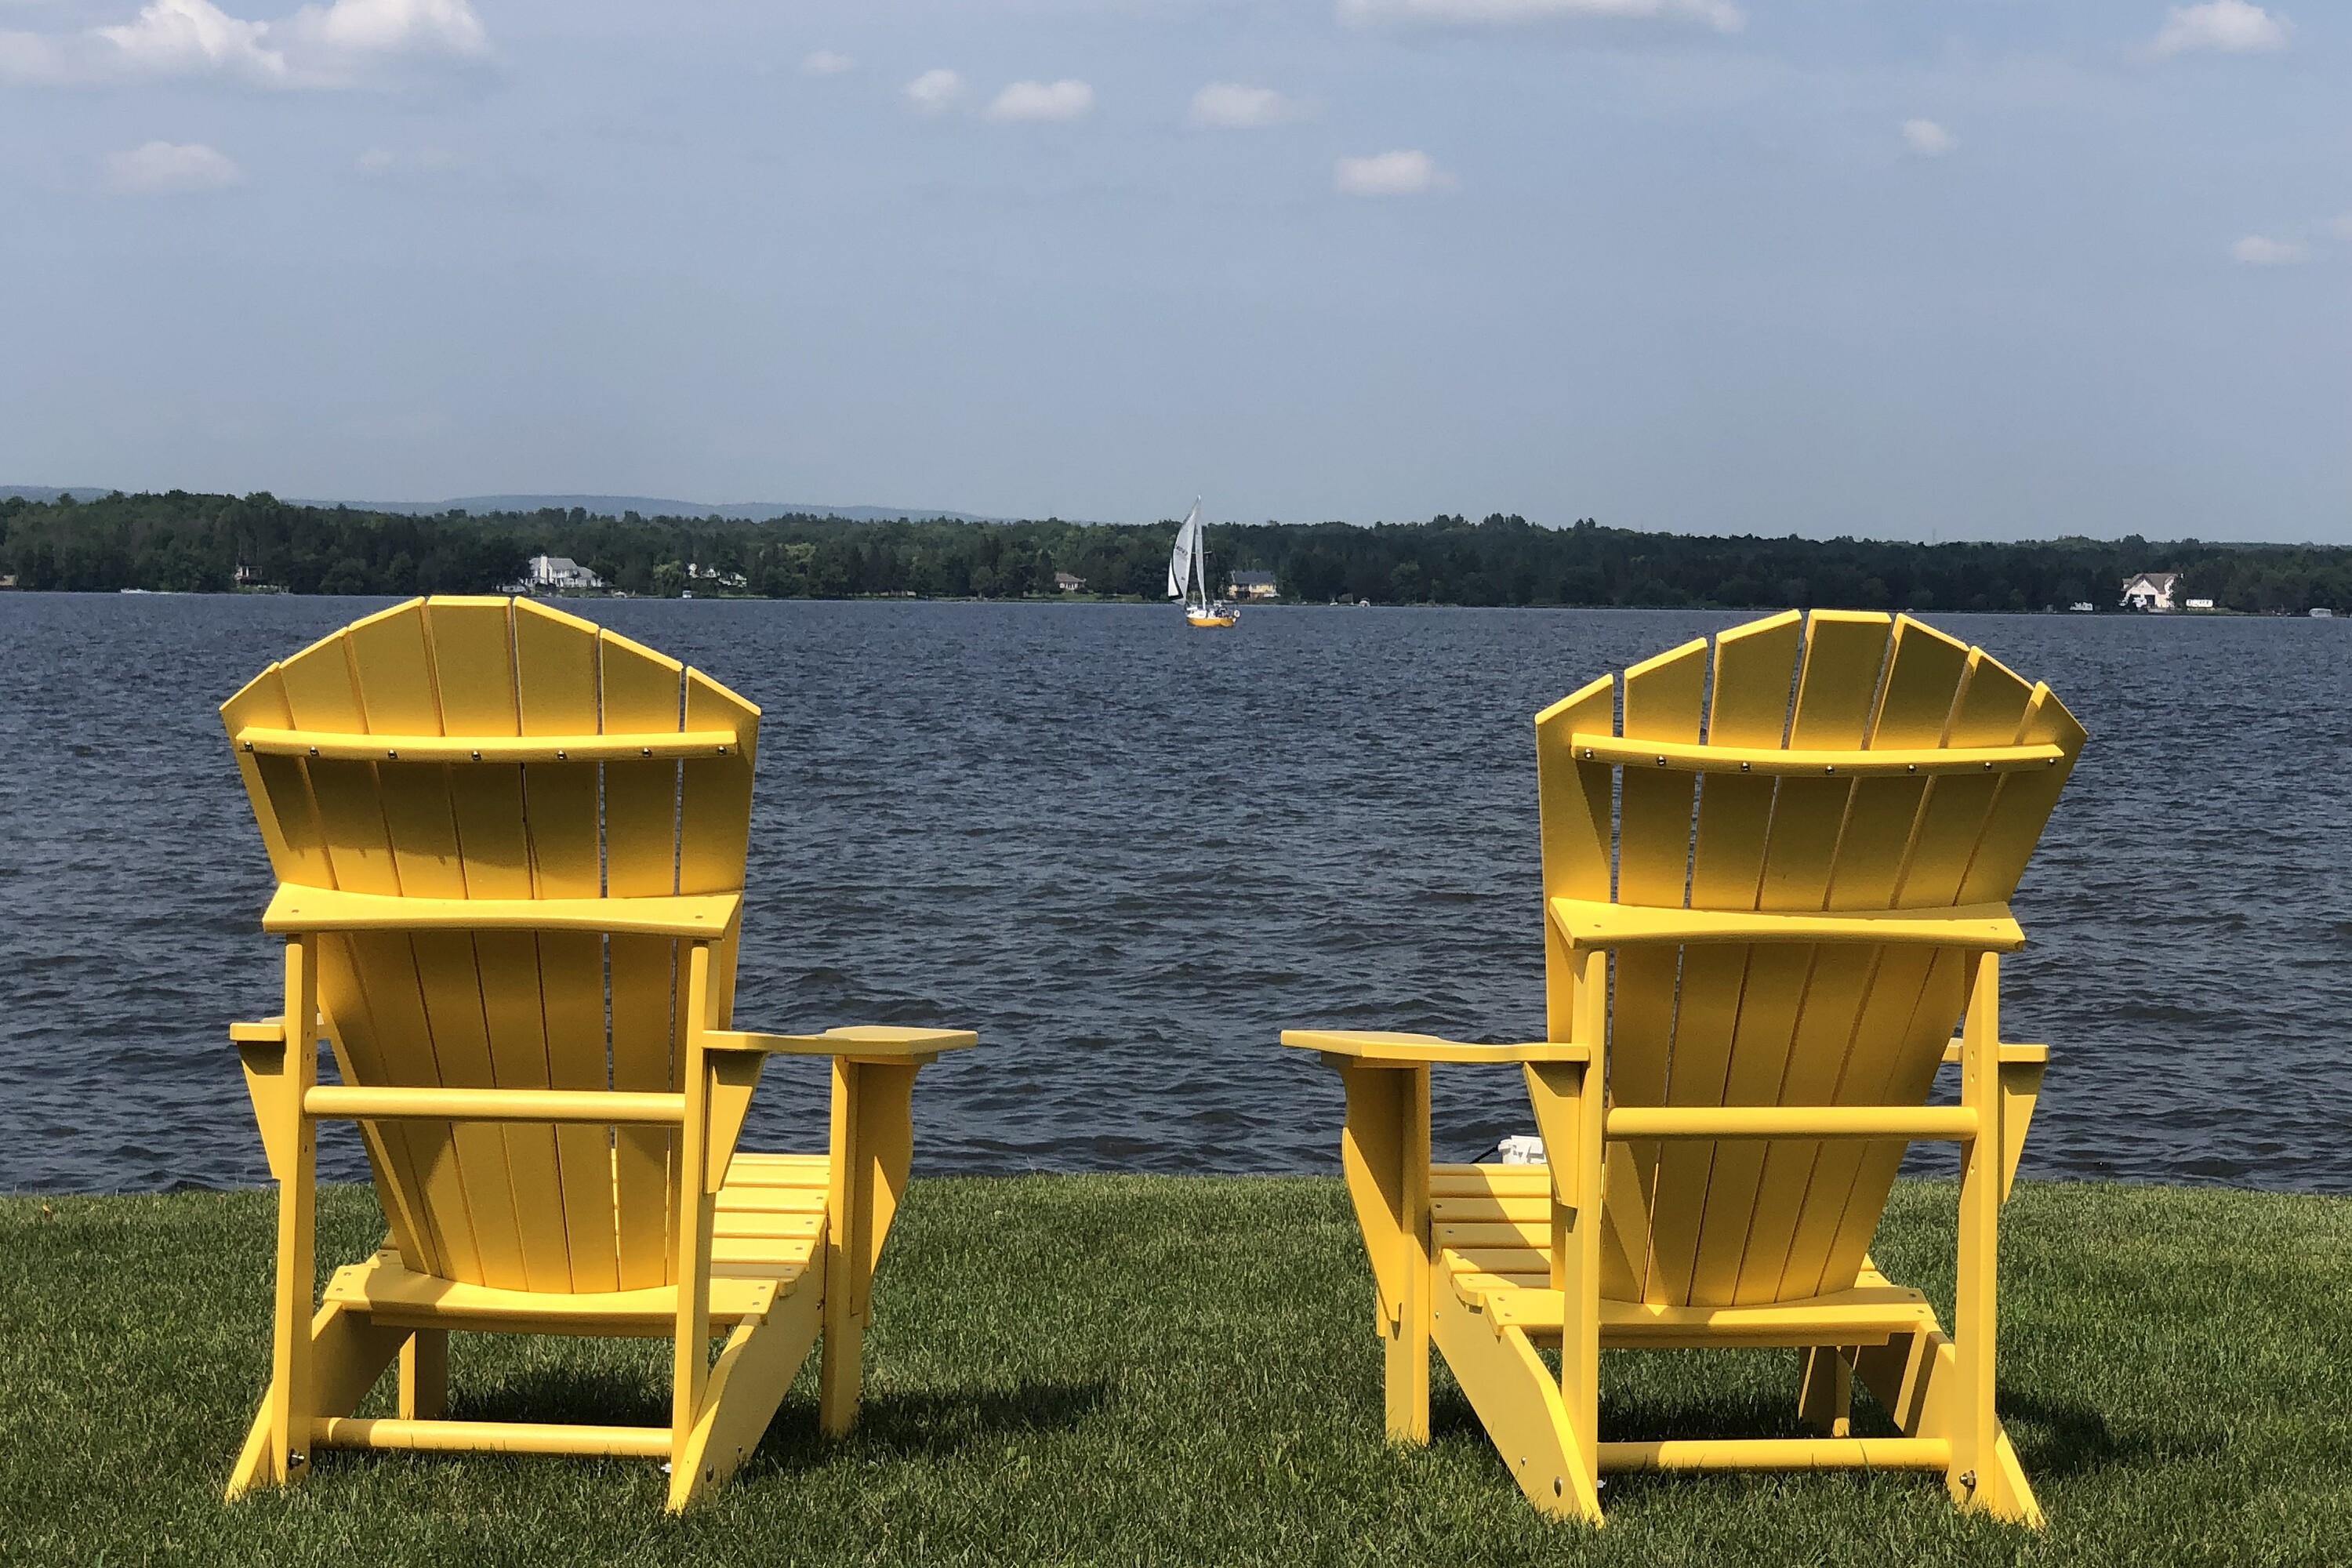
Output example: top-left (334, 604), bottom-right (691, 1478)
top-left (2, 594), bottom-right (2347, 1196)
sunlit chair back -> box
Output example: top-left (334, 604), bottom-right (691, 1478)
top-left (220, 595), bottom-right (757, 1294)
top-left (1537, 609), bottom-right (2085, 1308)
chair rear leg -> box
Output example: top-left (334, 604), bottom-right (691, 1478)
top-left (400, 1329), bottom-right (448, 1420)
top-left (1798, 1345), bottom-right (1853, 1437)
top-left (1853, 1328), bottom-right (2042, 1526)
top-left (226, 1301), bottom-right (410, 1499)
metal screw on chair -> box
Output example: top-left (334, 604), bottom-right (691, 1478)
top-left (387, 749), bottom-right (397, 759)
top-left (471, 750), bottom-right (482, 761)
top-left (1959, 1468), bottom-right (1977, 1492)
top-left (556, 749), bottom-right (568, 760)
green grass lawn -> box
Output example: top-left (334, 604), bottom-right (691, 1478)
top-left (5, 1174), bottom-right (2351, 1566)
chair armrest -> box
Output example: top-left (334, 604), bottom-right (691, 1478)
top-left (1940, 1040), bottom-right (2049, 1065)
top-left (265, 884), bottom-right (740, 940)
top-left (1281, 1029), bottom-right (1590, 1067)
top-left (230, 1014), bottom-right (327, 1044)
top-left (706, 1025), bottom-right (978, 1063)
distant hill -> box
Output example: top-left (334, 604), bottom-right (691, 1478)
top-left (309, 495), bottom-right (1009, 523)
top-left (2, 486), bottom-right (115, 503)
top-left (2, 486), bottom-right (1006, 523)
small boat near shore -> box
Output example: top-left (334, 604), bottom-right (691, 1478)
top-left (1167, 499), bottom-right (1237, 628)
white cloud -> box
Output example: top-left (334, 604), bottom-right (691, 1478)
top-left (0, 0), bottom-right (484, 88)
top-left (278, 0), bottom-right (485, 62)
top-left (801, 49), bottom-right (852, 76)
top-left (2151, 1), bottom-right (2289, 56)
top-left (1335, 149), bottom-right (1454, 196)
top-left (96, 0), bottom-right (284, 81)
top-left (1338, 0), bottom-right (1742, 33)
top-left (102, 139), bottom-right (245, 194)
top-left (903, 67), bottom-right (962, 114)
top-left (1189, 82), bottom-right (1306, 129)
top-left (2230, 234), bottom-right (2307, 264)
top-left (1901, 118), bottom-right (1957, 156)
top-left (2325, 212), bottom-right (2352, 242)
top-left (987, 78), bottom-right (1094, 123)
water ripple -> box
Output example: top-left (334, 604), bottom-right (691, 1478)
top-left (2, 595), bottom-right (2347, 1194)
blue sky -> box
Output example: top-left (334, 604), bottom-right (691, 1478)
top-left (2, 0), bottom-right (2344, 540)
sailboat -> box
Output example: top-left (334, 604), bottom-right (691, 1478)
top-left (1167, 499), bottom-right (1239, 628)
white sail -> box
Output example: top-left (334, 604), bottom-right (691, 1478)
top-left (1166, 501), bottom-right (1202, 601)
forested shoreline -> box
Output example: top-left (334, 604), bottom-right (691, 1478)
top-left (3, 489), bottom-right (2347, 613)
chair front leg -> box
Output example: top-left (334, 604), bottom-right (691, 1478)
top-left (1952, 949), bottom-right (2002, 1512)
top-left (820, 1054), bottom-right (918, 1437)
top-left (671, 942), bottom-right (718, 1479)
top-left (1523, 942), bottom-right (1607, 1512)
top-left (267, 936), bottom-right (321, 1490)
top-left (1338, 1062), bottom-right (1430, 1443)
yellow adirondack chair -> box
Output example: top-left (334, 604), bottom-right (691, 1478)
top-left (1284, 610), bottom-right (2083, 1526)
top-left (218, 596), bottom-right (975, 1509)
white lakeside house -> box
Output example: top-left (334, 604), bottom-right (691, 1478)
top-left (686, 561), bottom-right (748, 590)
top-left (520, 554), bottom-right (607, 593)
top-left (2120, 572), bottom-right (2180, 612)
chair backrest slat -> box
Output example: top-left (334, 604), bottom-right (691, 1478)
top-left (508, 604), bottom-right (626, 1293)
top-left (597, 626), bottom-right (689, 1290)
top-left (1534, 675), bottom-right (1646, 1294)
top-left (412, 601), bottom-right (542, 1289)
top-left (1608, 640), bottom-right (1707, 1302)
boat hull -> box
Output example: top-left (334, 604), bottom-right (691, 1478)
top-left (1187, 612), bottom-right (1239, 628)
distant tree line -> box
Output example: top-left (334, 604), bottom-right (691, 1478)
top-left (3, 489), bottom-right (2348, 614)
